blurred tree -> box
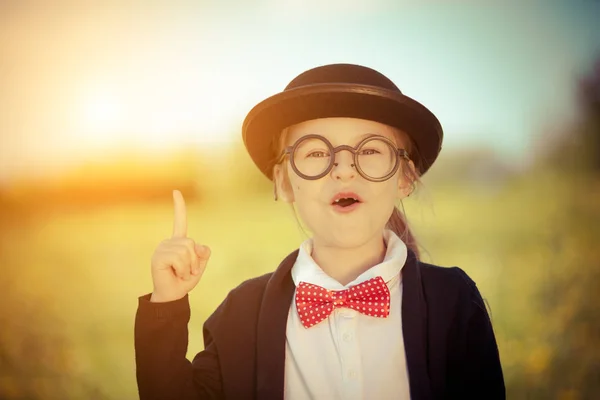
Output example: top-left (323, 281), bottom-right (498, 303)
top-left (542, 56), bottom-right (600, 175)
top-left (227, 141), bottom-right (272, 196)
top-left (577, 57), bottom-right (600, 172)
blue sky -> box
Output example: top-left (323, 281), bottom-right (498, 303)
top-left (216, 1), bottom-right (600, 154)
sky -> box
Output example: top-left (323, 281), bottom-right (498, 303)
top-left (1, 1), bottom-right (599, 182)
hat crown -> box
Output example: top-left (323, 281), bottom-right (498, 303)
top-left (285, 63), bottom-right (401, 93)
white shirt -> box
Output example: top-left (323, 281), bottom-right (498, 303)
top-left (284, 229), bottom-right (411, 400)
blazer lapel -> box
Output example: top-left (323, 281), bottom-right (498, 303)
top-left (254, 248), bottom-right (433, 399)
top-left (402, 250), bottom-right (433, 399)
top-left (256, 250), bottom-right (298, 400)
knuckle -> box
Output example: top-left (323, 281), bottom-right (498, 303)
top-left (175, 252), bottom-right (188, 266)
top-left (174, 261), bottom-right (189, 276)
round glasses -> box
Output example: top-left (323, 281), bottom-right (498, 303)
top-left (279, 134), bottom-right (410, 182)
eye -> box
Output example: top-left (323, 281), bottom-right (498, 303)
top-left (359, 148), bottom-right (381, 155)
top-left (307, 151), bottom-right (329, 158)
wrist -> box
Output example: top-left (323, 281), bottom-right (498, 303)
top-left (150, 291), bottom-right (186, 303)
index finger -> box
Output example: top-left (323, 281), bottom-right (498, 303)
top-left (172, 189), bottom-right (187, 238)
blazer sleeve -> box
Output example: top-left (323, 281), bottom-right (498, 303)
top-left (454, 268), bottom-right (506, 399)
top-left (134, 293), bottom-right (224, 400)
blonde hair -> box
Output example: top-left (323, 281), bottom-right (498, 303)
top-left (271, 125), bottom-right (422, 259)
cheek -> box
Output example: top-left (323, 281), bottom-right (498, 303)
top-left (289, 178), bottom-right (315, 200)
top-left (371, 181), bottom-right (399, 201)
top-left (287, 173), bottom-right (328, 209)
top-left (285, 173), bottom-right (312, 205)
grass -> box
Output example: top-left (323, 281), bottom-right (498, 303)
top-left (0, 167), bottom-right (598, 399)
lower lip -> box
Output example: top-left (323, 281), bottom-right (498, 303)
top-left (332, 202), bottom-right (362, 213)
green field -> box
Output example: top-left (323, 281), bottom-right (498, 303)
top-left (0, 165), bottom-right (599, 399)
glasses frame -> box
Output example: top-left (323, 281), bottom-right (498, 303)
top-left (279, 134), bottom-right (410, 182)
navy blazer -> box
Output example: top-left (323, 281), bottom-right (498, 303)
top-left (135, 249), bottom-right (505, 399)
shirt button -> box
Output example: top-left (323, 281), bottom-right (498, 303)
top-left (348, 369), bottom-right (358, 379)
top-left (342, 332), bottom-right (352, 342)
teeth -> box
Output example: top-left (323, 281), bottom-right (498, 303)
top-left (334, 197), bottom-right (357, 203)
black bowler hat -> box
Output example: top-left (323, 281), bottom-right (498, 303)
top-left (242, 63), bottom-right (443, 180)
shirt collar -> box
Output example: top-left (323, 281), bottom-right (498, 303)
top-left (291, 229), bottom-right (408, 290)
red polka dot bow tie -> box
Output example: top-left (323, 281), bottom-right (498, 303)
top-left (295, 276), bottom-right (391, 328)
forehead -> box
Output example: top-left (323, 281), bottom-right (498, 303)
top-left (286, 117), bottom-right (400, 145)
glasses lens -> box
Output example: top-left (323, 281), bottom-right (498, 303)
top-left (292, 136), bottom-right (331, 178)
top-left (357, 138), bottom-right (397, 179)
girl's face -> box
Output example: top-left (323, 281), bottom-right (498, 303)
top-left (273, 117), bottom-right (415, 248)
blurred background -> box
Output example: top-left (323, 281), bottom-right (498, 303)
top-left (1, 1), bottom-right (599, 399)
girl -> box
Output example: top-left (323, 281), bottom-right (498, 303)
top-left (134, 63), bottom-right (505, 399)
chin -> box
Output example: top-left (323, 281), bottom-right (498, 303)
top-left (310, 223), bottom-right (383, 249)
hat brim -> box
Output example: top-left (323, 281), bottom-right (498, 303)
top-left (242, 83), bottom-right (443, 180)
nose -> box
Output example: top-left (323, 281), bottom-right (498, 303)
top-left (330, 150), bottom-right (356, 181)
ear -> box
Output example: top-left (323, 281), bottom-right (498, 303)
top-left (396, 159), bottom-right (416, 199)
top-left (273, 163), bottom-right (295, 203)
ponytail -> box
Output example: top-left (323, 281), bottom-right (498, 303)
top-left (386, 206), bottom-right (420, 259)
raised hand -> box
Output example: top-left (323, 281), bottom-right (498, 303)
top-left (149, 190), bottom-right (211, 303)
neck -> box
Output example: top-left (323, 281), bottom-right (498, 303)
top-left (311, 232), bottom-right (387, 286)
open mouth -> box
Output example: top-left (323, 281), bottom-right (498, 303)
top-left (332, 197), bottom-right (360, 208)
top-left (330, 192), bottom-right (363, 211)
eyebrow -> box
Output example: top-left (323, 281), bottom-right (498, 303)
top-left (302, 132), bottom-right (384, 141)
top-left (320, 132), bottom-right (390, 146)
top-left (357, 132), bottom-right (383, 141)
